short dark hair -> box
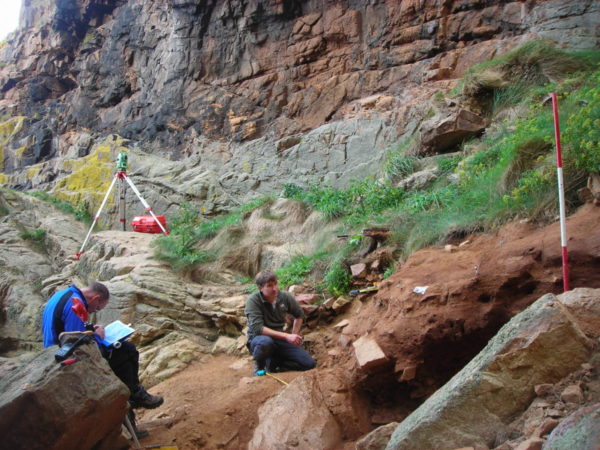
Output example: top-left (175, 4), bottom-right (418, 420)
top-left (255, 270), bottom-right (277, 287)
top-left (88, 282), bottom-right (110, 301)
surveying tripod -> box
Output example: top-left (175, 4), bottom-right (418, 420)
top-left (76, 152), bottom-right (169, 260)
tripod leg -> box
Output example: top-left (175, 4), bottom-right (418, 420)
top-left (122, 175), bottom-right (170, 235)
top-left (76, 175), bottom-right (118, 258)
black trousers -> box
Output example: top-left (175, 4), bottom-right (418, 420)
top-left (101, 341), bottom-right (140, 394)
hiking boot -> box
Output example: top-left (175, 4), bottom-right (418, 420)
top-left (130, 386), bottom-right (164, 409)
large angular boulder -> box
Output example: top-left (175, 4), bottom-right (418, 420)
top-left (249, 369), bottom-right (370, 449)
top-left (420, 108), bottom-right (486, 154)
top-left (0, 341), bottom-right (130, 450)
top-left (385, 292), bottom-right (593, 449)
top-left (249, 372), bottom-right (341, 450)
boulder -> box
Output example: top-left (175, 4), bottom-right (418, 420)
top-left (249, 372), bottom-right (342, 450)
top-left (420, 109), bottom-right (486, 154)
top-left (543, 403), bottom-right (600, 450)
top-left (0, 343), bottom-right (129, 450)
top-left (397, 168), bottom-right (439, 192)
top-left (212, 335), bottom-right (239, 354)
top-left (356, 422), bottom-right (399, 450)
top-left (556, 288), bottom-right (600, 338)
top-left (386, 293), bottom-right (593, 450)
top-left (353, 335), bottom-right (389, 371)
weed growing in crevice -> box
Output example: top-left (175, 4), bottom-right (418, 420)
top-left (19, 228), bottom-right (46, 242)
top-left (19, 228), bottom-right (47, 252)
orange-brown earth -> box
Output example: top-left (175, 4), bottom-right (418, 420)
top-left (136, 204), bottom-right (600, 449)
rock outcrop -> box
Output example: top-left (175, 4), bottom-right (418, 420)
top-left (385, 291), bottom-right (594, 449)
top-left (0, 191), bottom-right (335, 386)
top-left (0, 189), bottom-right (85, 352)
top-left (0, 340), bottom-right (129, 450)
top-left (338, 203), bottom-right (600, 398)
top-left (247, 288), bottom-right (600, 449)
top-left (1, 0), bottom-right (598, 215)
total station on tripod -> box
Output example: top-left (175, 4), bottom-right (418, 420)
top-left (116, 151), bottom-right (128, 172)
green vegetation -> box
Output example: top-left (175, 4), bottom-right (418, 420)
top-left (28, 191), bottom-right (92, 224)
top-left (20, 228), bottom-right (47, 252)
top-left (385, 154), bottom-right (418, 180)
top-left (323, 256), bottom-right (352, 297)
top-left (153, 203), bottom-right (214, 271)
top-left (275, 252), bottom-right (326, 289)
top-left (149, 40), bottom-right (600, 296)
top-left (283, 179), bottom-right (404, 225)
top-left (153, 198), bottom-right (271, 271)
top-left (459, 39), bottom-right (600, 115)
top-left (19, 228), bottom-right (46, 242)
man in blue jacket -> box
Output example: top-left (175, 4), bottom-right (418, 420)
top-left (42, 282), bottom-right (163, 410)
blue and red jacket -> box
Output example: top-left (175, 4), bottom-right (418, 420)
top-left (42, 285), bottom-right (91, 347)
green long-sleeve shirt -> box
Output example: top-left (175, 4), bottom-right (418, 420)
top-left (245, 290), bottom-right (305, 341)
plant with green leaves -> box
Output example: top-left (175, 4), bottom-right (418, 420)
top-left (324, 257), bottom-right (351, 297)
top-left (19, 228), bottom-right (46, 242)
top-left (275, 252), bottom-right (327, 289)
top-left (563, 70), bottom-right (600, 174)
top-left (20, 228), bottom-right (47, 252)
top-left (385, 154), bottom-right (418, 180)
top-left (283, 179), bottom-right (404, 225)
top-left (153, 203), bottom-right (214, 270)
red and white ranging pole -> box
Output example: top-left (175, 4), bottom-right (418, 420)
top-left (551, 92), bottom-right (569, 292)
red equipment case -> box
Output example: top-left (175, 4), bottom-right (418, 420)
top-left (131, 215), bottom-right (167, 234)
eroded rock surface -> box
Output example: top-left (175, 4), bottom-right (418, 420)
top-left (385, 291), bottom-right (594, 449)
top-left (0, 341), bottom-right (129, 450)
top-left (1, 0), bottom-right (598, 214)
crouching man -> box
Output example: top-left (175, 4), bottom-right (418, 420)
top-left (42, 282), bottom-right (163, 410)
top-left (245, 270), bottom-right (316, 375)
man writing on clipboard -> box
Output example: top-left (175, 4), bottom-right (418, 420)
top-left (42, 281), bottom-right (163, 410)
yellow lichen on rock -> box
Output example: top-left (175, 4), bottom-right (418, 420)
top-left (0, 173), bottom-right (8, 184)
top-left (52, 135), bottom-right (128, 212)
top-left (27, 165), bottom-right (42, 179)
top-left (0, 116), bottom-right (27, 171)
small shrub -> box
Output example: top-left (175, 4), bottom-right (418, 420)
top-left (153, 203), bottom-right (212, 271)
top-left (324, 258), bottom-right (351, 297)
top-left (283, 179), bottom-right (404, 225)
top-left (563, 70), bottom-right (600, 173)
top-left (153, 198), bottom-right (270, 271)
top-left (386, 154), bottom-right (418, 180)
top-left (383, 264), bottom-right (395, 279)
top-left (19, 228), bottom-right (46, 242)
top-left (20, 228), bottom-right (48, 252)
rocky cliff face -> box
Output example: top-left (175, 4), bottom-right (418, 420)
top-left (1, 0), bottom-right (599, 217)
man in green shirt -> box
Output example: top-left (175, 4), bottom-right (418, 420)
top-left (245, 270), bottom-right (316, 375)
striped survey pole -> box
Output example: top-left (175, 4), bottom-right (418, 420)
top-left (551, 92), bottom-right (569, 292)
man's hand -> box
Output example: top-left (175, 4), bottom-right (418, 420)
top-left (286, 333), bottom-right (303, 346)
top-left (94, 325), bottom-right (105, 339)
